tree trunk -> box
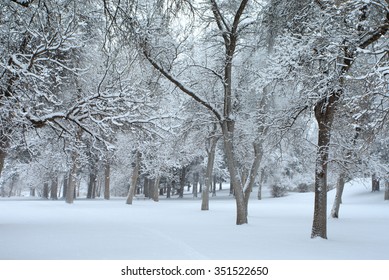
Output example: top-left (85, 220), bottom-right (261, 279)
top-left (126, 151), bottom-right (141, 205)
top-left (384, 180), bottom-right (389, 200)
top-left (144, 177), bottom-right (150, 198)
top-left (104, 163), bottom-right (110, 200)
top-left (212, 174), bottom-right (217, 197)
top-left (50, 177), bottom-right (58, 200)
top-left (0, 147), bottom-right (6, 178)
top-left (372, 174), bottom-right (380, 192)
top-left (87, 172), bottom-right (97, 199)
top-left (42, 182), bottom-right (49, 199)
top-left (167, 182), bottom-right (172, 199)
top-left (222, 121), bottom-right (247, 225)
top-left (331, 172), bottom-right (346, 218)
top-left (152, 176), bottom-right (160, 202)
top-left (311, 92), bottom-right (338, 239)
top-left (178, 167), bottom-right (187, 198)
top-left (243, 141), bottom-right (263, 217)
top-left (8, 176), bottom-right (16, 197)
top-left (66, 151), bottom-right (79, 204)
top-left (0, 131), bottom-right (10, 177)
top-left (62, 175), bottom-right (68, 199)
top-left (193, 172), bottom-right (199, 198)
top-left (202, 134), bottom-right (218, 210)
top-left (257, 168), bottom-right (265, 200)
top-left (159, 183), bottom-right (164, 196)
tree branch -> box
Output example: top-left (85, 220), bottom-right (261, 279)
top-left (209, 0), bottom-right (231, 45)
top-left (143, 50), bottom-right (222, 123)
top-left (231, 0), bottom-right (249, 36)
top-left (359, 18), bottom-right (389, 49)
top-left (10, 0), bottom-right (34, 8)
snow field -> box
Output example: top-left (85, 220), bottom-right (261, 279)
top-left (0, 179), bottom-right (388, 260)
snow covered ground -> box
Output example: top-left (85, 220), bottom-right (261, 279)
top-left (0, 179), bottom-right (388, 260)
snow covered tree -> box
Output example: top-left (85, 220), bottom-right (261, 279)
top-left (268, 0), bottom-right (389, 238)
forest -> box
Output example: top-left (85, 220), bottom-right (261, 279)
top-left (0, 0), bottom-right (388, 241)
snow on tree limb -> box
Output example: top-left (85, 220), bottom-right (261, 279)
top-left (143, 50), bottom-right (223, 123)
top-left (10, 0), bottom-right (34, 7)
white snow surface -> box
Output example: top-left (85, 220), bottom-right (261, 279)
top-left (0, 179), bottom-right (388, 260)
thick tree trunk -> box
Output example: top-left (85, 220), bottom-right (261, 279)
top-left (312, 129), bottom-right (330, 238)
top-left (331, 173), bottom-right (346, 218)
top-left (385, 180), bottom-right (389, 200)
top-left (104, 163), bottom-right (110, 200)
top-left (126, 151), bottom-right (141, 205)
top-left (311, 92), bottom-right (338, 239)
top-left (202, 134), bottom-right (218, 210)
top-left (222, 121), bottom-right (247, 225)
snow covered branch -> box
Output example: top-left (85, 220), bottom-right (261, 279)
top-left (10, 0), bottom-right (34, 7)
top-left (143, 50), bottom-right (223, 123)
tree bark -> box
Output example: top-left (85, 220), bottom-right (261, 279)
top-left (193, 172), bottom-right (199, 198)
top-left (385, 180), bottom-right (389, 201)
top-left (8, 176), bottom-right (16, 197)
top-left (66, 151), bottom-right (79, 204)
top-left (202, 133), bottom-right (218, 210)
top-left (331, 172), bottom-right (346, 218)
top-left (372, 174), bottom-right (380, 192)
top-left (62, 175), bottom-right (68, 199)
top-left (152, 176), bottom-right (160, 202)
top-left (311, 92), bottom-right (339, 239)
top-left (144, 177), bottom-right (150, 198)
top-left (167, 181), bottom-right (172, 198)
top-left (257, 168), bottom-right (265, 200)
top-left (50, 177), bottom-right (58, 200)
top-left (243, 141), bottom-right (263, 217)
top-left (104, 163), bottom-right (110, 200)
top-left (42, 182), bottom-right (49, 199)
top-left (0, 147), bottom-right (6, 178)
top-left (178, 167), bottom-right (187, 198)
top-left (126, 151), bottom-right (141, 205)
top-left (222, 121), bottom-right (247, 225)
top-left (87, 172), bottom-right (97, 199)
